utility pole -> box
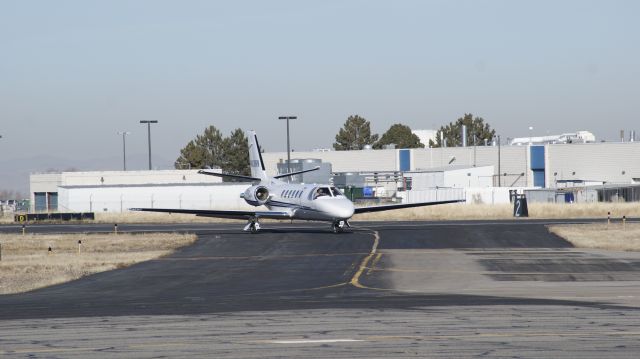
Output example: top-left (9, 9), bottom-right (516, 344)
top-left (278, 116), bottom-right (297, 174)
top-left (497, 135), bottom-right (501, 187)
top-left (117, 131), bottom-right (131, 171)
top-left (139, 121), bottom-right (158, 170)
top-left (473, 135), bottom-right (477, 167)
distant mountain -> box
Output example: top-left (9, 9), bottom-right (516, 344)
top-left (0, 154), bottom-right (173, 197)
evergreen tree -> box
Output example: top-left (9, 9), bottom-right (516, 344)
top-left (333, 115), bottom-right (379, 150)
top-left (429, 114), bottom-right (495, 147)
top-left (222, 128), bottom-right (250, 176)
top-left (175, 126), bottom-right (250, 179)
top-left (175, 125), bottom-right (225, 169)
top-left (374, 123), bottom-right (424, 149)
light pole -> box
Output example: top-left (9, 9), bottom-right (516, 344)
top-left (495, 135), bottom-right (501, 187)
top-left (528, 126), bottom-right (534, 145)
top-left (278, 116), bottom-right (297, 174)
top-left (139, 120), bottom-right (158, 170)
top-left (117, 131), bottom-right (131, 171)
top-left (473, 135), bottom-right (477, 167)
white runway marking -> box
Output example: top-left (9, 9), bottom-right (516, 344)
top-left (268, 339), bottom-right (364, 344)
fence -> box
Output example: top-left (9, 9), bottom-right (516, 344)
top-left (401, 186), bottom-right (640, 205)
top-left (597, 185), bottom-right (640, 202)
top-left (400, 188), bottom-right (468, 204)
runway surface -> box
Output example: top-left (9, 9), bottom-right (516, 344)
top-left (1, 220), bottom-right (640, 358)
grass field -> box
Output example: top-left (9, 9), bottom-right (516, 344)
top-left (548, 223), bottom-right (640, 252)
top-left (0, 232), bottom-right (196, 294)
top-left (352, 202), bottom-right (640, 221)
top-left (0, 214), bottom-right (13, 224)
top-left (1, 202), bottom-right (638, 225)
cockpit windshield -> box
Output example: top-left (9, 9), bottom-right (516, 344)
top-left (313, 187), bottom-right (332, 199)
top-left (330, 187), bottom-right (343, 196)
top-left (311, 186), bottom-right (344, 200)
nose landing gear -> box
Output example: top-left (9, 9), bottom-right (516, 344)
top-left (331, 220), bottom-right (348, 233)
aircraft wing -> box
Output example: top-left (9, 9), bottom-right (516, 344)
top-left (353, 199), bottom-right (464, 214)
top-left (129, 207), bottom-right (291, 220)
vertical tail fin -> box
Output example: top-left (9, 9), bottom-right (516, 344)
top-left (247, 130), bottom-right (268, 181)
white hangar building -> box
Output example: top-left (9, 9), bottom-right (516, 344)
top-left (29, 170), bottom-right (253, 213)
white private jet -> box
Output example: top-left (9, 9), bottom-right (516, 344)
top-left (131, 131), bottom-right (463, 233)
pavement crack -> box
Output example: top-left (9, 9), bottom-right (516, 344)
top-left (350, 230), bottom-right (380, 289)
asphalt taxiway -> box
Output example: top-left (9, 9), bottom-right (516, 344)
top-left (1, 220), bottom-right (639, 358)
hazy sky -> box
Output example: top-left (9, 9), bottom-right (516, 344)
top-left (1, 0), bottom-right (639, 172)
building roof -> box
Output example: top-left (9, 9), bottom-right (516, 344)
top-left (409, 165), bottom-right (493, 173)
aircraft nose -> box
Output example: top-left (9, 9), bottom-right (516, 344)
top-left (332, 199), bottom-right (355, 219)
top-left (315, 198), bottom-right (355, 219)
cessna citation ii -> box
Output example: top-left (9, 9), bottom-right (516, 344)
top-left (131, 131), bottom-right (463, 233)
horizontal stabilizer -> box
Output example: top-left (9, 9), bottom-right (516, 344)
top-left (273, 166), bottom-right (320, 179)
top-left (198, 170), bottom-right (261, 182)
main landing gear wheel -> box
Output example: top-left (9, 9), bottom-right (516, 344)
top-left (244, 218), bottom-right (261, 234)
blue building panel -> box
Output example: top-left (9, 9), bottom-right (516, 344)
top-left (363, 187), bottom-right (374, 197)
top-left (530, 146), bottom-right (545, 170)
top-left (47, 192), bottom-right (58, 211)
top-left (533, 170), bottom-right (545, 187)
top-left (34, 192), bottom-right (46, 212)
top-left (399, 149), bottom-right (411, 171)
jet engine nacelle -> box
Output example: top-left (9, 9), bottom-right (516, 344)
top-left (241, 185), bottom-right (270, 206)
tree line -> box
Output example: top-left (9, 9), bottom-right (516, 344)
top-left (333, 113), bottom-right (494, 149)
top-left (174, 127), bottom-right (250, 177)
top-left (174, 114), bottom-right (495, 177)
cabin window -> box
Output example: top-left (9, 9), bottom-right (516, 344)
top-left (330, 187), bottom-right (343, 196)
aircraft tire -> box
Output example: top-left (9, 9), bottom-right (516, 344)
top-left (331, 222), bottom-right (343, 233)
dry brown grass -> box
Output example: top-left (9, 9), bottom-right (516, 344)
top-left (0, 232), bottom-right (196, 294)
top-left (353, 202), bottom-right (640, 221)
top-left (549, 223), bottom-right (640, 251)
top-left (0, 213), bottom-right (14, 224)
